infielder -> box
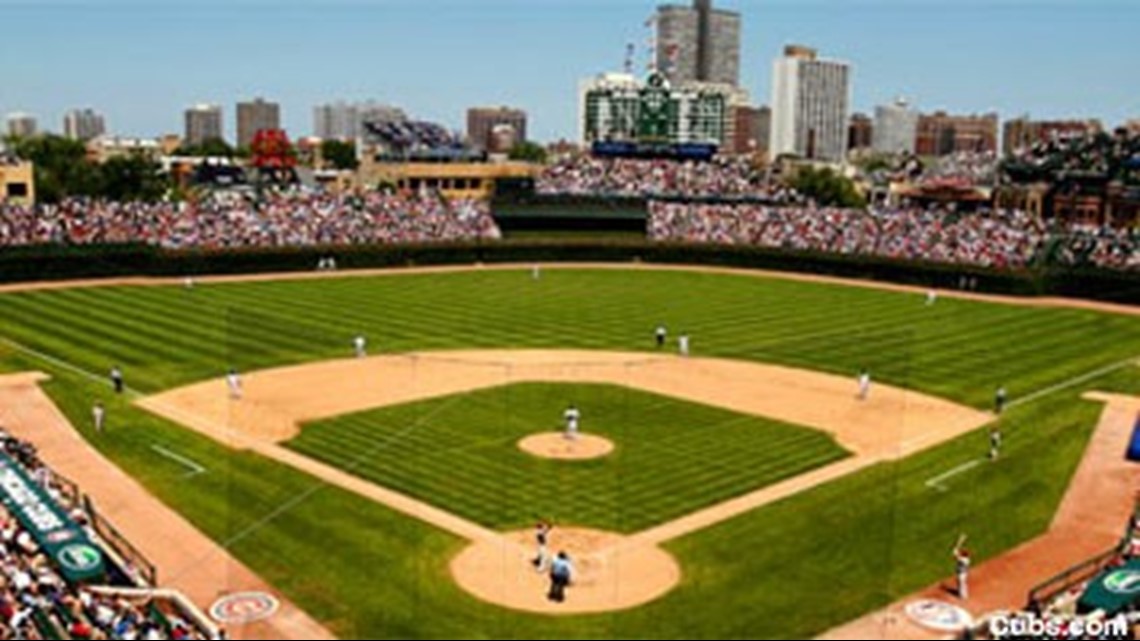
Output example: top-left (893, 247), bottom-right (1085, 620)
top-left (858, 369), bottom-right (872, 401)
top-left (563, 405), bottom-right (581, 441)
top-left (532, 522), bottom-right (553, 573)
top-left (994, 386), bottom-right (1008, 415)
top-left (678, 333), bottom-right (690, 357)
top-left (353, 335), bottom-right (367, 359)
top-left (92, 402), bottom-right (106, 434)
top-left (110, 366), bottom-right (124, 395)
top-left (226, 368), bottom-right (242, 400)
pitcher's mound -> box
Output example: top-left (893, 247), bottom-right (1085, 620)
top-left (518, 433), bottom-right (615, 460)
top-left (450, 528), bottom-right (680, 615)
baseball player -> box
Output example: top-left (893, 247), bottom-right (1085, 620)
top-left (994, 386), bottom-right (1008, 415)
top-left (953, 535), bottom-right (971, 600)
top-left (547, 551), bottom-right (575, 603)
top-left (678, 333), bottom-right (690, 357)
top-left (563, 405), bottom-right (581, 441)
top-left (655, 325), bottom-right (668, 349)
top-left (183, 276), bottom-right (195, 290)
top-left (353, 335), bottom-right (367, 359)
top-left (532, 264), bottom-right (542, 281)
top-left (926, 289), bottom-right (938, 306)
top-left (110, 366), bottom-right (124, 395)
top-left (531, 522), bottom-right (553, 572)
top-left (858, 369), bottom-right (872, 401)
top-left (92, 402), bottom-right (106, 434)
top-left (989, 426), bottom-right (1003, 462)
top-left (226, 368), bottom-right (243, 400)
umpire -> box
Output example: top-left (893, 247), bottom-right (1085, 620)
top-left (547, 552), bottom-right (574, 603)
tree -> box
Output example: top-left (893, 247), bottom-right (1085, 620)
top-left (789, 166), bottom-right (867, 209)
top-left (11, 134), bottom-right (99, 203)
top-left (508, 141), bottom-right (548, 164)
top-left (321, 139), bottom-right (359, 171)
top-left (98, 155), bottom-right (170, 202)
top-left (175, 137), bottom-right (235, 158)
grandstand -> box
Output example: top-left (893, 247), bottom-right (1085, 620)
top-left (0, 426), bottom-right (217, 639)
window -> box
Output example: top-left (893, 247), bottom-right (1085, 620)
top-left (6, 183), bottom-right (28, 198)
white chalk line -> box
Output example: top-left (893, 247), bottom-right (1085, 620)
top-left (150, 445), bottom-right (208, 478)
top-left (924, 459), bottom-right (985, 493)
top-left (1008, 356), bottom-right (1140, 409)
top-left (0, 336), bottom-right (144, 398)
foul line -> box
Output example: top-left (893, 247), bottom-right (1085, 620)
top-left (1008, 356), bottom-right (1140, 410)
top-left (925, 459), bottom-right (985, 492)
top-left (0, 336), bottom-right (144, 398)
top-left (150, 445), bottom-right (207, 478)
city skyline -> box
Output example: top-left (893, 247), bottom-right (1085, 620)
top-left (1, 0), bottom-right (1137, 142)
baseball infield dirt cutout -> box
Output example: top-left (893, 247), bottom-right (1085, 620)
top-left (518, 433), bottom-right (616, 461)
top-left (138, 349), bottom-right (991, 615)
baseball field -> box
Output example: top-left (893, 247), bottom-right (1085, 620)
top-left (0, 265), bottom-right (1137, 639)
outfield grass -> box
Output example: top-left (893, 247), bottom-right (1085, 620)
top-left (289, 383), bottom-right (849, 532)
top-left (0, 267), bottom-right (1135, 639)
top-left (0, 269), bottom-right (1135, 407)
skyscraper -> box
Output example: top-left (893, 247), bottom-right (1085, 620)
top-left (770, 45), bottom-right (852, 162)
top-left (236, 98), bottom-right (281, 148)
top-left (313, 101), bottom-right (407, 140)
top-left (655, 0), bottom-right (741, 87)
top-left (466, 107), bottom-right (528, 151)
top-left (184, 104), bottom-right (224, 146)
top-left (63, 108), bottom-right (107, 142)
top-left (5, 113), bottom-right (38, 139)
top-left (873, 98), bottom-right (919, 155)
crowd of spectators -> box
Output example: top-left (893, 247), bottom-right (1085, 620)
top-left (649, 201), bottom-right (1136, 271)
top-left (0, 190), bottom-right (500, 250)
top-left (536, 156), bottom-right (770, 198)
top-left (0, 428), bottom-right (213, 639)
top-left (1003, 128), bottom-right (1140, 185)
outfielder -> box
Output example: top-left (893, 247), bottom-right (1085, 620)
top-left (354, 335), bottom-right (367, 359)
top-left (564, 405), bottom-right (581, 441)
top-left (926, 289), bottom-right (938, 306)
top-left (678, 333), bottom-right (690, 357)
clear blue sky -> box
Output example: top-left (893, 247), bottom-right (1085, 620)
top-left (1, 0), bottom-right (1137, 141)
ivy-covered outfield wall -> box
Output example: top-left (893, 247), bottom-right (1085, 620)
top-left (0, 241), bottom-right (1137, 304)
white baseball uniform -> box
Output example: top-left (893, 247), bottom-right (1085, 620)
top-left (678, 335), bottom-right (690, 357)
top-left (354, 335), bottom-right (367, 358)
top-left (858, 372), bottom-right (872, 400)
top-left (564, 407), bottom-right (580, 440)
top-left (227, 371), bottom-right (242, 400)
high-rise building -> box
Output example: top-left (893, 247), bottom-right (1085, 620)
top-left (770, 45), bottom-right (852, 162)
top-left (1002, 117), bottom-right (1103, 155)
top-left (466, 107), bottom-right (528, 151)
top-left (655, 0), bottom-right (741, 87)
top-left (5, 113), bottom-right (38, 139)
top-left (63, 108), bottom-right (107, 142)
top-left (728, 104), bottom-right (770, 156)
top-left (236, 98), bottom-right (281, 148)
top-left (873, 98), bottom-right (919, 155)
top-left (848, 113), bottom-right (873, 152)
top-left (915, 111), bottom-right (999, 157)
top-left (184, 104), bottom-right (224, 146)
top-left (315, 101), bottom-right (408, 141)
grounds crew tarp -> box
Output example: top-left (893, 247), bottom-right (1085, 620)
top-left (0, 451), bottom-right (105, 583)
